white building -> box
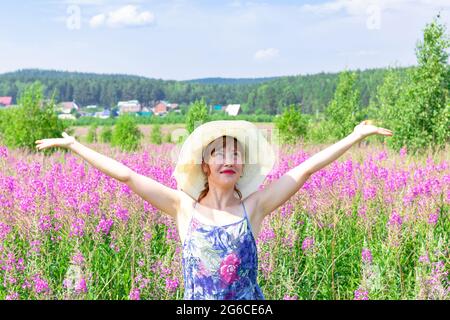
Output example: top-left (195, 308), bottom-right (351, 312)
top-left (60, 101), bottom-right (79, 114)
top-left (225, 104), bottom-right (241, 116)
top-left (118, 100), bottom-right (141, 113)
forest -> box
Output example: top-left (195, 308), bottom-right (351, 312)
top-left (0, 67), bottom-right (408, 115)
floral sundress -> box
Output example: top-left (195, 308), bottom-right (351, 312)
top-left (182, 200), bottom-right (265, 300)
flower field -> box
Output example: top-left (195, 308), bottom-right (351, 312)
top-left (0, 141), bottom-right (448, 300)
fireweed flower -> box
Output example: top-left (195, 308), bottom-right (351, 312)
top-left (362, 248), bottom-right (373, 264)
top-left (69, 218), bottom-right (85, 237)
top-left (38, 215), bottom-right (52, 232)
top-left (29, 240), bottom-right (42, 254)
top-left (388, 210), bottom-right (403, 228)
top-left (428, 209), bottom-right (439, 225)
top-left (134, 274), bottom-right (143, 284)
top-left (358, 206), bottom-right (367, 218)
top-left (354, 287), bottom-right (369, 300)
top-left (258, 227), bottom-right (276, 243)
top-left (71, 251), bottom-right (85, 266)
top-left (363, 185), bottom-right (377, 201)
top-left (282, 232), bottom-right (297, 248)
top-left (166, 225), bottom-right (179, 242)
top-left (0, 222), bottom-right (11, 240)
top-left (165, 277), bottom-right (179, 292)
top-left (283, 294), bottom-right (298, 300)
top-left (129, 288), bottom-right (140, 300)
top-left (95, 218), bottom-right (114, 235)
top-left (21, 279), bottom-right (31, 290)
top-left (0, 145), bottom-right (8, 158)
top-left (400, 146), bottom-right (407, 158)
top-left (134, 274), bottom-right (150, 290)
top-left (115, 207), bottom-right (130, 222)
top-left (5, 292), bottom-right (19, 300)
top-left (75, 278), bottom-right (87, 294)
top-left (143, 232), bottom-right (152, 242)
top-left (302, 237), bottom-right (315, 252)
top-left (79, 202), bottom-right (92, 216)
top-left (425, 261), bottom-right (449, 299)
top-left (280, 203), bottom-right (294, 218)
top-left (32, 274), bottom-right (50, 294)
top-left (16, 258), bottom-right (25, 272)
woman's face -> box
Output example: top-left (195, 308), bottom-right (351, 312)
top-left (201, 136), bottom-right (244, 188)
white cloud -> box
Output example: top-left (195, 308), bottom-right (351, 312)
top-left (254, 48), bottom-right (279, 61)
top-left (89, 13), bottom-right (106, 28)
top-left (89, 5), bottom-right (155, 28)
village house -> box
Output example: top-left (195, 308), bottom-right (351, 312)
top-left (59, 101), bottom-right (79, 114)
top-left (94, 109), bottom-right (111, 119)
top-left (225, 104), bottom-right (241, 116)
top-left (152, 100), bottom-right (180, 116)
top-left (118, 100), bottom-right (141, 114)
top-left (137, 106), bottom-right (152, 117)
top-left (209, 104), bottom-right (241, 116)
top-left (0, 96), bottom-right (13, 107)
top-left (211, 104), bottom-right (224, 112)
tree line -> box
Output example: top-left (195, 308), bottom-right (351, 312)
top-left (0, 67), bottom-right (406, 116)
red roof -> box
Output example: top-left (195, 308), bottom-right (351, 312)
top-left (154, 102), bottom-right (167, 113)
top-left (0, 96), bottom-right (12, 106)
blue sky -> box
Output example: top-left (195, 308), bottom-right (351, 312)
top-left (0, 0), bottom-right (449, 80)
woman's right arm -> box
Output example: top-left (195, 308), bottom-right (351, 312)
top-left (68, 140), bottom-right (131, 182)
top-left (36, 133), bottom-right (181, 218)
top-left (71, 141), bottom-right (181, 217)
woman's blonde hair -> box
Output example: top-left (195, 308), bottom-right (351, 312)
top-left (197, 135), bottom-right (244, 203)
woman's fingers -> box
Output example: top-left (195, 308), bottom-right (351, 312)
top-left (377, 128), bottom-right (393, 136)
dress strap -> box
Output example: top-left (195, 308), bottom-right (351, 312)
top-left (241, 200), bottom-right (248, 220)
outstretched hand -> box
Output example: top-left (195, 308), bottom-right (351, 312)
top-left (353, 120), bottom-right (393, 139)
top-left (35, 132), bottom-right (76, 151)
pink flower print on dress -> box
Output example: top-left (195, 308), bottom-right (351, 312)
top-left (219, 252), bottom-right (241, 284)
top-left (198, 260), bottom-right (211, 277)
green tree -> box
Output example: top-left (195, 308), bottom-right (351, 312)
top-left (388, 16), bottom-right (450, 153)
top-left (100, 125), bottom-right (112, 143)
top-left (0, 81), bottom-right (70, 154)
top-left (367, 68), bottom-right (406, 144)
top-left (163, 131), bottom-right (172, 143)
top-left (150, 123), bottom-right (162, 145)
top-left (274, 104), bottom-right (308, 145)
top-left (185, 98), bottom-right (209, 133)
top-left (111, 114), bottom-right (143, 152)
top-left (325, 71), bottom-right (361, 139)
top-left (86, 124), bottom-right (98, 143)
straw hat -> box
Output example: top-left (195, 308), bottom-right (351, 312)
top-left (172, 120), bottom-right (276, 200)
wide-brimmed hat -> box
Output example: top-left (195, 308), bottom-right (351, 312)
top-left (172, 120), bottom-right (276, 200)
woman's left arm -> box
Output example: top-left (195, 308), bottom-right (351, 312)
top-left (251, 121), bottom-right (393, 218)
top-left (300, 121), bottom-right (393, 175)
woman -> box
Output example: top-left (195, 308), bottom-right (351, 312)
top-left (35, 120), bottom-right (392, 300)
